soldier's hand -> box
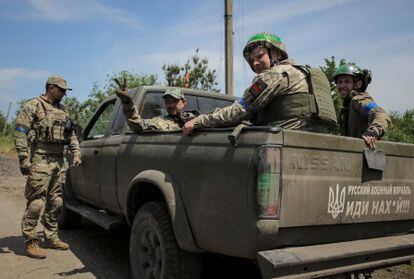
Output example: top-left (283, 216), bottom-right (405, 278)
top-left (362, 135), bottom-right (376, 149)
top-left (72, 155), bottom-right (82, 168)
top-left (18, 156), bottom-right (31, 176)
top-left (114, 77), bottom-right (132, 104)
top-left (182, 119), bottom-right (196, 135)
top-left (362, 130), bottom-right (377, 149)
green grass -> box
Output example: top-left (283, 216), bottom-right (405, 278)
top-left (0, 134), bottom-right (15, 154)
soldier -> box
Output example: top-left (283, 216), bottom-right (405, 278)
top-left (182, 32), bottom-right (337, 134)
top-left (14, 75), bottom-right (81, 259)
top-left (334, 64), bottom-right (391, 149)
top-left (115, 78), bottom-right (197, 131)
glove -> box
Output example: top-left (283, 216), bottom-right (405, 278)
top-left (114, 77), bottom-right (132, 104)
top-left (18, 155), bottom-right (31, 176)
top-left (72, 154), bottom-right (82, 167)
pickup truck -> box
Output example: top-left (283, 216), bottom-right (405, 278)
top-left (60, 85), bottom-right (414, 279)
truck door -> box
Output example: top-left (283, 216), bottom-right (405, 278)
top-left (70, 98), bottom-right (116, 206)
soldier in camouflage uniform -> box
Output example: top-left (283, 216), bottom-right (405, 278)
top-left (14, 76), bottom-right (81, 259)
top-left (334, 64), bottom-right (391, 149)
top-left (115, 78), bottom-right (196, 131)
top-left (182, 32), bottom-right (337, 134)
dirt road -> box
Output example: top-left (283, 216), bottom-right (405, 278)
top-left (0, 155), bottom-right (131, 279)
top-left (0, 154), bottom-right (413, 279)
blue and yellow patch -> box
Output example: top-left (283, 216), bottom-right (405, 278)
top-left (363, 102), bottom-right (379, 116)
top-left (15, 126), bottom-right (29, 134)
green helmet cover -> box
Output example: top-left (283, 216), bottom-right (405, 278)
top-left (243, 32), bottom-right (288, 63)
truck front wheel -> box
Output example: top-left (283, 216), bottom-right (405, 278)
top-left (130, 202), bottom-right (201, 279)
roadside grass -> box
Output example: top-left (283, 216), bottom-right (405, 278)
top-left (0, 134), bottom-right (15, 155)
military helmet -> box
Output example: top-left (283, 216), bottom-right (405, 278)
top-left (243, 32), bottom-right (288, 64)
top-left (334, 64), bottom-right (372, 92)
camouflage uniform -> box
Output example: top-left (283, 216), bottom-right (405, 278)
top-left (194, 59), bottom-right (334, 132)
top-left (119, 88), bottom-right (197, 132)
top-left (15, 95), bottom-right (80, 242)
top-left (340, 90), bottom-right (391, 138)
top-left (122, 101), bottom-right (196, 132)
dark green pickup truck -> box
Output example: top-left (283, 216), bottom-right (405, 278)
top-left (60, 86), bottom-right (414, 279)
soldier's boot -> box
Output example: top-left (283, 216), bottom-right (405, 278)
top-left (45, 238), bottom-right (69, 250)
top-left (25, 239), bottom-right (47, 259)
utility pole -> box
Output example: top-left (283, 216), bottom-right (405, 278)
top-left (224, 0), bottom-right (234, 96)
top-left (2, 102), bottom-right (12, 135)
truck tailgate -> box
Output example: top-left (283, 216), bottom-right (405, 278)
top-left (279, 131), bottom-right (414, 228)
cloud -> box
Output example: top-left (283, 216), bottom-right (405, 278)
top-left (0, 68), bottom-right (49, 88)
top-left (10, 0), bottom-right (140, 27)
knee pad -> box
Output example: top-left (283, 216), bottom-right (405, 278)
top-left (27, 199), bottom-right (45, 217)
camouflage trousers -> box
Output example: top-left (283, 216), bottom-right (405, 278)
top-left (21, 152), bottom-right (67, 242)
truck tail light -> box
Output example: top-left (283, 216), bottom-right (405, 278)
top-left (253, 145), bottom-right (282, 219)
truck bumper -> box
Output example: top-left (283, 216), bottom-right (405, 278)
top-left (257, 233), bottom-right (414, 279)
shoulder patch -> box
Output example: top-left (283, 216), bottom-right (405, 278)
top-left (248, 79), bottom-right (268, 98)
top-left (363, 102), bottom-right (379, 116)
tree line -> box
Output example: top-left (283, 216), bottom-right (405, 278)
top-left (1, 52), bottom-right (413, 144)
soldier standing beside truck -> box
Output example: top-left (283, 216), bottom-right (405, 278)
top-left (14, 76), bottom-right (81, 259)
top-left (334, 64), bottom-right (391, 149)
top-left (182, 32), bottom-right (337, 134)
top-left (115, 78), bottom-right (197, 131)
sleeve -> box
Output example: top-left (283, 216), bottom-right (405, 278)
top-left (14, 101), bottom-right (37, 158)
top-left (121, 101), bottom-right (148, 132)
top-left (194, 101), bottom-right (249, 128)
top-left (68, 130), bottom-right (81, 157)
top-left (194, 69), bottom-right (289, 129)
top-left (351, 94), bottom-right (391, 138)
top-left (245, 69), bottom-right (289, 113)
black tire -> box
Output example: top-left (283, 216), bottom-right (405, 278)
top-left (58, 173), bottom-right (81, 229)
top-left (130, 202), bottom-right (201, 279)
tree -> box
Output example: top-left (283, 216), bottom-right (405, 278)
top-left (387, 110), bottom-right (414, 144)
top-left (162, 49), bottom-right (219, 92)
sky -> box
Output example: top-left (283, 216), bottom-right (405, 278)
top-left (1, 0), bottom-right (413, 120)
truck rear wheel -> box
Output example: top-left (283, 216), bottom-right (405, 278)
top-left (130, 202), bottom-right (201, 279)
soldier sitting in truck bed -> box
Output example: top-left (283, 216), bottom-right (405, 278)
top-left (182, 32), bottom-right (338, 135)
top-left (115, 78), bottom-right (197, 131)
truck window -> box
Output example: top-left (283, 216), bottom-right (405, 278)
top-left (111, 105), bottom-right (126, 134)
top-left (141, 92), bottom-right (198, 119)
top-left (86, 101), bottom-right (115, 139)
top-left (197, 96), bottom-right (234, 114)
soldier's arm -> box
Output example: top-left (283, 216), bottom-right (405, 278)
top-left (122, 101), bottom-right (149, 132)
top-left (68, 130), bottom-right (80, 157)
top-left (14, 101), bottom-right (37, 159)
top-left (193, 70), bottom-right (288, 129)
top-left (352, 95), bottom-right (391, 138)
top-left (245, 68), bottom-right (290, 113)
top-left (194, 101), bottom-right (248, 129)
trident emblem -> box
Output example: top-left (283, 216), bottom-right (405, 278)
top-left (328, 184), bottom-right (346, 219)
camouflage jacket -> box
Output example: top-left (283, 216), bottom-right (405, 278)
top-left (14, 95), bottom-right (80, 158)
top-left (340, 90), bottom-right (391, 138)
top-left (122, 101), bottom-right (196, 132)
top-left (194, 59), bottom-right (316, 130)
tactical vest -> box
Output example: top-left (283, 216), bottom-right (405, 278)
top-left (254, 65), bottom-right (337, 125)
top-left (34, 97), bottom-right (71, 144)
